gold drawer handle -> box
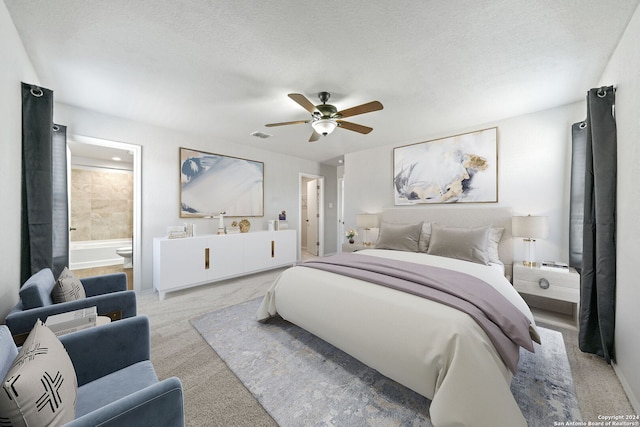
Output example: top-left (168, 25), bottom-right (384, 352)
top-left (205, 248), bottom-right (210, 269)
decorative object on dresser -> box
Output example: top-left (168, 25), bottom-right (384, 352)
top-left (239, 218), bottom-right (251, 233)
top-left (167, 225), bottom-right (188, 239)
top-left (214, 211), bottom-right (226, 234)
top-left (513, 262), bottom-right (580, 329)
top-left (393, 127), bottom-right (497, 204)
top-left (275, 219), bottom-right (288, 230)
top-left (180, 147), bottom-right (264, 218)
top-left (512, 215), bottom-right (549, 267)
top-left (153, 230), bottom-right (296, 300)
top-left (356, 213), bottom-right (378, 246)
top-left (227, 222), bottom-right (241, 234)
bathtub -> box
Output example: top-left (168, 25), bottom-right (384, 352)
top-left (69, 238), bottom-right (132, 270)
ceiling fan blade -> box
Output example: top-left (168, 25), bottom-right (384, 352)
top-left (337, 120), bottom-right (373, 134)
top-left (288, 93), bottom-right (318, 114)
top-left (337, 101), bottom-right (383, 119)
top-left (265, 120), bottom-right (310, 127)
top-left (309, 130), bottom-right (321, 142)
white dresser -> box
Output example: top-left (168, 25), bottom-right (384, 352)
top-left (513, 263), bottom-right (580, 329)
top-left (153, 230), bottom-right (296, 300)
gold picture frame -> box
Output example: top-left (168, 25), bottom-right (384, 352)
top-left (180, 147), bottom-right (264, 217)
top-left (393, 127), bottom-right (498, 204)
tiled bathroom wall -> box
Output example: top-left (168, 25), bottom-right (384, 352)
top-left (70, 167), bottom-right (133, 241)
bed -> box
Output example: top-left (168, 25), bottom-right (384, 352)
top-left (257, 207), bottom-right (540, 427)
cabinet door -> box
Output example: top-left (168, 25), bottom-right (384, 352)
top-left (156, 237), bottom-right (210, 290)
top-left (242, 232), bottom-right (275, 272)
top-left (272, 230), bottom-right (296, 266)
top-left (207, 234), bottom-right (244, 280)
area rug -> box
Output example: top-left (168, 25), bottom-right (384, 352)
top-left (191, 298), bottom-right (582, 427)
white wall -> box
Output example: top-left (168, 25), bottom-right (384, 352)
top-left (0, 0), bottom-right (336, 312)
top-left (54, 103), bottom-right (337, 293)
top-left (0, 3), bottom-right (40, 320)
top-left (343, 4), bottom-right (640, 412)
top-left (344, 101), bottom-right (585, 263)
top-left (598, 2), bottom-right (640, 413)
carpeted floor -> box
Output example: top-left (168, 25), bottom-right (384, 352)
top-left (137, 268), bottom-right (634, 426)
top-left (190, 298), bottom-right (580, 426)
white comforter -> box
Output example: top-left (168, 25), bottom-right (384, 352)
top-left (257, 249), bottom-right (538, 427)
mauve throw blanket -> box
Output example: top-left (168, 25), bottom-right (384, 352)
top-left (300, 253), bottom-right (538, 374)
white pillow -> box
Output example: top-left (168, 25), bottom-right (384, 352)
top-left (487, 227), bottom-right (504, 264)
top-left (0, 320), bottom-right (77, 426)
top-left (418, 222), bottom-right (432, 252)
top-left (52, 267), bottom-right (86, 304)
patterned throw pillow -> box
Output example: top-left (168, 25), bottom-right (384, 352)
top-left (0, 320), bottom-right (77, 426)
top-left (52, 267), bottom-right (86, 304)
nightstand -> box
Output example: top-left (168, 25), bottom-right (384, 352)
top-left (513, 263), bottom-right (580, 330)
top-left (341, 243), bottom-right (368, 252)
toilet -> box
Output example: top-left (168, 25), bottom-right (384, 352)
top-left (116, 246), bottom-right (133, 268)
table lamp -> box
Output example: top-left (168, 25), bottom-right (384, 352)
top-left (356, 213), bottom-right (379, 246)
top-left (512, 215), bottom-right (548, 267)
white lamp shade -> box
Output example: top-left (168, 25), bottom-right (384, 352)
top-left (356, 213), bottom-right (378, 229)
top-left (311, 119), bottom-right (337, 135)
top-left (512, 215), bottom-right (549, 239)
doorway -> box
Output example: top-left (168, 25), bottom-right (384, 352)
top-left (67, 135), bottom-right (142, 291)
top-left (300, 173), bottom-right (324, 260)
top-left (337, 177), bottom-right (345, 253)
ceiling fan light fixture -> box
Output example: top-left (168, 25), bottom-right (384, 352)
top-left (311, 118), bottom-right (337, 136)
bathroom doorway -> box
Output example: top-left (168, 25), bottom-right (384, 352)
top-left (67, 135), bottom-right (141, 291)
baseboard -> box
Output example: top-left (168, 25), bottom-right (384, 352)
top-left (613, 362), bottom-right (640, 414)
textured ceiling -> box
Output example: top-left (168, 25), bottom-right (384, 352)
top-left (5, 0), bottom-right (639, 164)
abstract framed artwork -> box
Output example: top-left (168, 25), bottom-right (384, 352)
top-left (180, 147), bottom-right (264, 217)
top-left (393, 127), bottom-right (497, 204)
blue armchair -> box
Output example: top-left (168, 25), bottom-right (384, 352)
top-left (4, 268), bottom-right (137, 344)
top-left (0, 316), bottom-right (184, 426)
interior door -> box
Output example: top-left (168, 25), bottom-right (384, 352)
top-left (306, 179), bottom-right (319, 256)
top-left (337, 177), bottom-right (345, 252)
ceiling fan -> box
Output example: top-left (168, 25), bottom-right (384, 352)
top-left (265, 92), bottom-right (383, 142)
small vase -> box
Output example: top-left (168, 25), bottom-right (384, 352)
top-left (239, 219), bottom-right (251, 233)
top-left (349, 238), bottom-right (354, 244)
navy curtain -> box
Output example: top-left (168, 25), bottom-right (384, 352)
top-left (573, 86), bottom-right (617, 363)
top-left (21, 82), bottom-right (69, 284)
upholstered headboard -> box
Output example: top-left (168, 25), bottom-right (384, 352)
top-left (381, 207), bottom-right (513, 277)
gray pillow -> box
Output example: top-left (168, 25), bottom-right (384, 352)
top-left (0, 320), bottom-right (77, 426)
top-left (52, 267), bottom-right (86, 304)
top-left (375, 221), bottom-right (423, 252)
top-left (427, 224), bottom-right (491, 265)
